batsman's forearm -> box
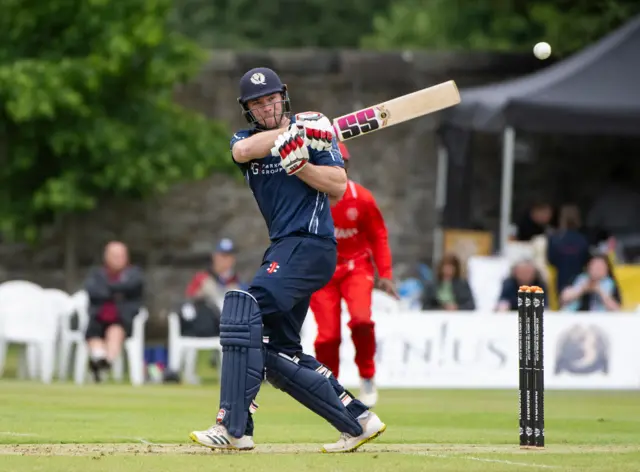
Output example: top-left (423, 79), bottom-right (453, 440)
top-left (233, 128), bottom-right (286, 163)
top-left (296, 164), bottom-right (347, 199)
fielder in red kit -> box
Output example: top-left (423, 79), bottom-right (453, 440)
top-left (310, 142), bottom-right (398, 408)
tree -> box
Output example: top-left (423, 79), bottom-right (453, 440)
top-left (361, 0), bottom-right (640, 56)
top-left (0, 0), bottom-right (232, 244)
top-left (171, 0), bottom-right (393, 48)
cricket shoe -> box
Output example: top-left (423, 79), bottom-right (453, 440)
top-left (189, 424), bottom-right (254, 451)
top-left (321, 411), bottom-right (386, 453)
top-left (359, 377), bottom-right (378, 408)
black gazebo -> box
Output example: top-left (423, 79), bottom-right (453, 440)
top-left (437, 15), bottom-right (640, 253)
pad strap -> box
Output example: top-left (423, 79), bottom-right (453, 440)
top-left (264, 349), bottom-right (363, 436)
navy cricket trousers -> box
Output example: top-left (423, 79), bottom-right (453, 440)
top-left (249, 234), bottom-right (337, 355)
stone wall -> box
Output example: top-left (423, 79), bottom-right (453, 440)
top-left (0, 50), bottom-right (558, 334)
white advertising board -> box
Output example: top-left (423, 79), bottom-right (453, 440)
top-left (301, 311), bottom-right (640, 390)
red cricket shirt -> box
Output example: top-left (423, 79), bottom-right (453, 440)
top-left (331, 180), bottom-right (393, 279)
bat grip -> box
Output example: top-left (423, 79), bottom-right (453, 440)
top-left (332, 124), bottom-right (342, 142)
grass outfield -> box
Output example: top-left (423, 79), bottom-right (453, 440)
top-left (1, 379), bottom-right (639, 471)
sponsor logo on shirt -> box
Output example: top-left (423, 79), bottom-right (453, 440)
top-left (250, 162), bottom-right (285, 175)
top-left (266, 262), bottom-right (280, 274)
top-left (335, 227), bottom-right (359, 239)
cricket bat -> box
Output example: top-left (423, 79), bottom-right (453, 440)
top-left (330, 80), bottom-right (461, 142)
top-left (271, 80), bottom-right (460, 156)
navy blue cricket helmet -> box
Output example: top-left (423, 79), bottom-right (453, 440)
top-left (237, 67), bottom-right (291, 129)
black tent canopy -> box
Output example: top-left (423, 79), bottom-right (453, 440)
top-left (435, 15), bottom-right (640, 257)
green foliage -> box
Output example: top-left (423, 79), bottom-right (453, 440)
top-left (171, 0), bottom-right (393, 48)
top-left (362, 0), bottom-right (640, 55)
top-left (171, 0), bottom-right (638, 54)
top-left (0, 0), bottom-right (232, 242)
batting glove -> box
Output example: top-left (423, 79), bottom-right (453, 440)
top-left (295, 112), bottom-right (335, 151)
top-left (274, 130), bottom-right (309, 176)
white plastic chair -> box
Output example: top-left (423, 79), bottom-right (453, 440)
top-left (0, 281), bottom-right (59, 383)
top-left (0, 281), bottom-right (41, 379)
top-left (72, 290), bottom-right (148, 386)
top-left (111, 308), bottom-right (148, 386)
top-left (467, 256), bottom-right (512, 312)
top-left (42, 288), bottom-right (77, 381)
top-left (168, 302), bottom-right (222, 384)
top-left (55, 290), bottom-right (90, 381)
top-left (21, 288), bottom-right (78, 380)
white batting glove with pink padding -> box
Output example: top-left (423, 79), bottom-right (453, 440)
top-left (274, 130), bottom-right (309, 176)
top-left (295, 112), bottom-right (335, 151)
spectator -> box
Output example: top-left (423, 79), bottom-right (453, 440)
top-left (421, 254), bottom-right (475, 311)
top-left (547, 204), bottom-right (590, 294)
top-left (560, 253), bottom-right (621, 312)
top-left (84, 241), bottom-right (145, 382)
top-left (185, 238), bottom-right (248, 310)
top-left (515, 200), bottom-right (554, 242)
top-left (496, 259), bottom-right (547, 312)
top-left (184, 238), bottom-right (248, 372)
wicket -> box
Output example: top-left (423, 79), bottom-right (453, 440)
top-left (518, 285), bottom-right (545, 449)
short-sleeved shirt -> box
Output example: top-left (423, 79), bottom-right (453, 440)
top-left (230, 118), bottom-right (344, 241)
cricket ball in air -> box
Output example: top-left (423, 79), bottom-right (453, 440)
top-left (533, 42), bottom-right (551, 60)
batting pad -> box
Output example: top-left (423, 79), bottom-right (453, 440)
top-left (219, 290), bottom-right (264, 438)
top-left (264, 349), bottom-right (363, 437)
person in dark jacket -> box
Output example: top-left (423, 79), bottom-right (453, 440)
top-left (496, 259), bottom-right (548, 312)
top-left (185, 238), bottom-right (248, 311)
top-left (547, 204), bottom-right (590, 295)
top-left (422, 254), bottom-right (476, 311)
top-left (515, 200), bottom-right (554, 242)
top-left (84, 241), bottom-right (145, 382)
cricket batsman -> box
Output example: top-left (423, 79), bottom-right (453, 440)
top-left (189, 67), bottom-right (386, 453)
top-left (310, 143), bottom-right (397, 408)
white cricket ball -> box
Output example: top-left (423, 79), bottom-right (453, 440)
top-left (533, 42), bottom-right (551, 60)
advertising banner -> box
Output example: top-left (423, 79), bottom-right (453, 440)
top-left (301, 311), bottom-right (640, 390)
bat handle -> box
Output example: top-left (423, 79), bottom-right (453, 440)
top-left (332, 124), bottom-right (342, 142)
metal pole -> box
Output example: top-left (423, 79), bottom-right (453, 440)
top-left (500, 127), bottom-right (516, 254)
top-left (432, 144), bottom-right (449, 264)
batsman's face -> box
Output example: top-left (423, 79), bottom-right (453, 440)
top-left (247, 93), bottom-right (285, 129)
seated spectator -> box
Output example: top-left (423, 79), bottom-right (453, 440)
top-left (421, 254), bottom-right (475, 311)
top-left (185, 238), bottom-right (248, 371)
top-left (547, 204), bottom-right (590, 294)
top-left (515, 200), bottom-right (554, 242)
top-left (185, 238), bottom-right (248, 310)
top-left (560, 253), bottom-right (621, 312)
top-left (84, 241), bottom-right (145, 382)
top-left (496, 259), bottom-right (547, 312)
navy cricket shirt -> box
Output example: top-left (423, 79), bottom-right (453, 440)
top-left (230, 119), bottom-right (344, 242)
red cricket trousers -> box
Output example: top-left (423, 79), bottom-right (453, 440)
top-left (309, 256), bottom-right (376, 380)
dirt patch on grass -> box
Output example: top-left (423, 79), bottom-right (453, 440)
top-left (0, 443), bottom-right (637, 456)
